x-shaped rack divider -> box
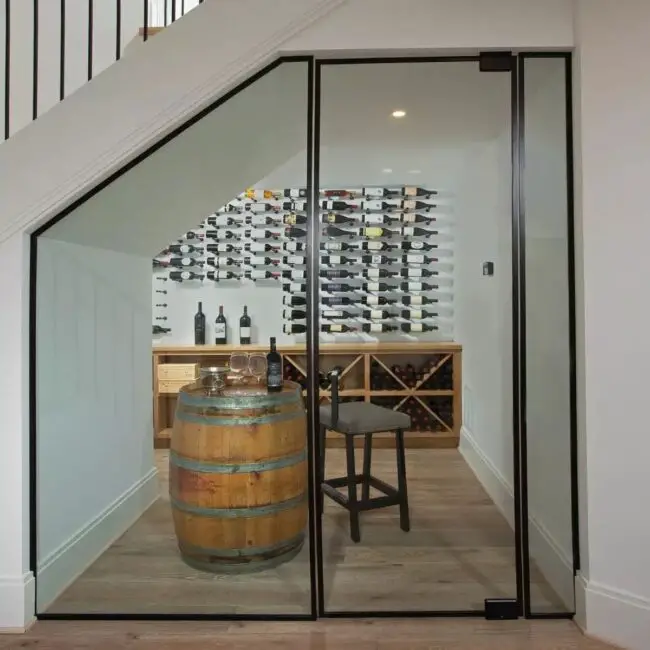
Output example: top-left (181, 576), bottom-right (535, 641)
top-left (283, 353), bottom-right (364, 394)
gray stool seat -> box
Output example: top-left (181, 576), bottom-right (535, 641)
top-left (320, 402), bottom-right (411, 434)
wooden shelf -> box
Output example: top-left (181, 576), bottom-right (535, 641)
top-left (153, 343), bottom-right (462, 449)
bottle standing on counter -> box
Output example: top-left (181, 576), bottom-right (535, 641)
top-left (239, 306), bottom-right (251, 344)
top-left (194, 301), bottom-right (206, 345)
top-left (215, 305), bottom-right (227, 344)
top-left (266, 337), bottom-right (283, 392)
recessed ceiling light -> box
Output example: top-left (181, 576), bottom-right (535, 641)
top-left (391, 110), bottom-right (406, 118)
top-left (382, 168), bottom-right (393, 173)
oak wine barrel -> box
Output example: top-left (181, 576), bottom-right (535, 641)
top-left (170, 380), bottom-right (307, 573)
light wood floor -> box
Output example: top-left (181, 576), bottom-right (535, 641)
top-left (46, 449), bottom-right (563, 615)
top-left (0, 620), bottom-right (616, 649)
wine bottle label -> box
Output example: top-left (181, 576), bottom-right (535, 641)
top-left (369, 310), bottom-right (383, 320)
top-left (371, 255), bottom-right (383, 264)
top-left (293, 200), bottom-right (307, 211)
top-left (409, 295), bottom-right (423, 306)
top-left (404, 187), bottom-right (419, 197)
top-left (407, 268), bottom-right (422, 278)
top-left (367, 282), bottom-right (381, 292)
top-left (267, 361), bottom-right (283, 387)
top-left (363, 200), bottom-right (383, 211)
top-left (248, 242), bottom-right (266, 252)
top-left (409, 241), bottom-right (424, 250)
top-left (363, 227), bottom-right (384, 238)
top-left (364, 188), bottom-right (384, 197)
top-left (364, 214), bottom-right (385, 224)
top-left (288, 282), bottom-right (304, 292)
top-left (180, 271), bottom-right (191, 280)
top-left (408, 282), bottom-right (423, 291)
top-left (215, 323), bottom-right (226, 335)
top-left (249, 228), bottom-right (268, 238)
top-left (369, 323), bottom-right (384, 332)
top-left (284, 213), bottom-right (298, 225)
top-left (323, 310), bottom-right (343, 318)
top-left (403, 227), bottom-right (417, 237)
top-left (178, 244), bottom-right (190, 253)
top-left (180, 258), bottom-right (192, 266)
top-left (366, 295), bottom-right (379, 305)
top-left (410, 310), bottom-right (423, 319)
top-left (407, 254), bottom-right (425, 264)
top-left (291, 270), bottom-right (305, 279)
top-left (403, 200), bottom-right (416, 211)
top-left (250, 204), bottom-right (269, 213)
top-left (286, 256), bottom-right (305, 265)
top-left (247, 256), bottom-right (266, 265)
top-left (285, 241), bottom-right (299, 252)
top-left (409, 323), bottom-right (424, 332)
top-left (240, 327), bottom-right (251, 338)
top-left (249, 215), bottom-right (271, 225)
top-left (367, 268), bottom-right (381, 279)
top-left (366, 241), bottom-right (383, 251)
top-left (329, 324), bottom-right (344, 332)
top-left (288, 189), bottom-right (305, 198)
top-left (213, 214), bottom-right (232, 226)
top-left (326, 213), bottom-right (338, 223)
top-left (216, 243), bottom-right (231, 252)
top-left (327, 255), bottom-right (341, 265)
top-left (325, 242), bottom-right (342, 251)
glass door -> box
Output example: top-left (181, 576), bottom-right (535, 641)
top-left (315, 59), bottom-right (518, 614)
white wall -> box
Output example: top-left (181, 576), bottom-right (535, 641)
top-left (0, 0), bottom-right (578, 631)
top-left (35, 237), bottom-right (157, 610)
top-left (574, 1), bottom-right (650, 648)
top-left (0, 0), bottom-right (144, 141)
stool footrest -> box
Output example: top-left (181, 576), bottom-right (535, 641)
top-left (322, 475), bottom-right (401, 512)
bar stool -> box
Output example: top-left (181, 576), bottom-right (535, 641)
top-left (319, 369), bottom-right (411, 543)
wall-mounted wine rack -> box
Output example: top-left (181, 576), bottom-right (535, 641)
top-left (151, 185), bottom-right (454, 343)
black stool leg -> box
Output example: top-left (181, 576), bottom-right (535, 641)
top-left (319, 424), bottom-right (326, 516)
top-left (395, 429), bottom-right (410, 532)
top-left (345, 435), bottom-right (361, 543)
top-left (362, 433), bottom-right (373, 502)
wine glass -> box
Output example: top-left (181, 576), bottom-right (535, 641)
top-left (229, 352), bottom-right (249, 383)
top-left (249, 354), bottom-right (267, 385)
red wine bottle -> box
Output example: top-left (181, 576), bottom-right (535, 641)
top-left (322, 283), bottom-right (354, 293)
top-left (205, 229), bottom-right (237, 240)
top-left (169, 256), bottom-right (204, 268)
top-left (403, 186), bottom-right (438, 198)
top-left (362, 309), bottom-right (391, 320)
top-left (401, 309), bottom-right (438, 319)
top-left (362, 213), bottom-right (392, 225)
top-left (246, 215), bottom-right (279, 226)
top-left (284, 323), bottom-right (307, 334)
top-left (282, 269), bottom-right (306, 280)
top-left (245, 228), bottom-right (280, 240)
top-left (360, 255), bottom-right (392, 265)
top-left (320, 269), bottom-right (354, 279)
top-left (401, 323), bottom-right (438, 333)
top-left (391, 241), bottom-right (439, 252)
top-left (243, 256), bottom-right (279, 266)
top-left (321, 255), bottom-right (354, 265)
top-left (207, 270), bottom-right (239, 281)
top-left (215, 305), bottom-right (227, 344)
top-left (322, 296), bottom-right (352, 306)
top-left (360, 241), bottom-right (390, 252)
top-left (206, 256), bottom-right (240, 268)
top-left (399, 268), bottom-right (438, 279)
top-left (245, 270), bottom-right (280, 280)
top-left (364, 187), bottom-right (401, 198)
top-left (322, 309), bottom-right (353, 319)
top-left (282, 255), bottom-right (306, 265)
top-left (324, 225), bottom-right (355, 238)
top-left (363, 268), bottom-right (397, 280)
top-left (360, 295), bottom-right (394, 306)
top-left (286, 227), bottom-right (307, 239)
top-left (283, 295), bottom-right (306, 307)
top-left (321, 200), bottom-right (358, 211)
top-left (363, 200), bottom-right (397, 213)
top-left (239, 306), bottom-right (251, 344)
top-left (362, 323), bottom-right (398, 333)
top-left (323, 212), bottom-right (357, 225)
top-left (400, 213), bottom-right (438, 224)
top-left (245, 242), bottom-right (280, 253)
top-left (283, 309), bottom-right (306, 320)
top-left (266, 337), bottom-right (283, 392)
top-left (283, 282), bottom-right (306, 292)
top-left (206, 242), bottom-right (237, 253)
top-left (170, 271), bottom-right (203, 282)
top-left (207, 215), bottom-right (236, 226)
top-left (401, 226), bottom-right (437, 237)
top-left (322, 241), bottom-right (352, 251)
top-left (283, 241), bottom-right (305, 252)
top-left (321, 323), bottom-right (355, 333)
top-left (362, 282), bottom-right (392, 292)
top-left (168, 243), bottom-right (201, 254)
top-left (402, 295), bottom-right (438, 306)
top-left (402, 200), bottom-right (436, 211)
top-left (400, 281), bottom-right (438, 292)
top-left (401, 254), bottom-right (438, 264)
top-left (194, 301), bottom-right (206, 345)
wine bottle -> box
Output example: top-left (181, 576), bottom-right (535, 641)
top-left (205, 229), bottom-right (237, 240)
top-left (155, 316), bottom-right (167, 321)
top-left (283, 323), bottom-right (307, 334)
top-left (402, 295), bottom-right (438, 306)
top-left (283, 213), bottom-right (307, 226)
top-left (401, 309), bottom-right (438, 319)
top-left (362, 214), bottom-right (392, 225)
top-left (362, 268), bottom-right (397, 280)
top-left (362, 282), bottom-right (392, 292)
top-left (152, 325), bottom-right (171, 334)
top-left (322, 283), bottom-right (354, 293)
top-left (283, 309), bottom-right (306, 320)
top-left (360, 255), bottom-right (393, 265)
top-left (322, 296), bottom-right (352, 306)
top-left (321, 200), bottom-right (357, 211)
top-left (362, 226), bottom-right (393, 239)
top-left (362, 323), bottom-right (398, 333)
top-left (284, 241), bottom-right (305, 252)
top-left (403, 186), bottom-right (438, 198)
top-left (401, 254), bottom-right (438, 264)
top-left (206, 256), bottom-right (240, 268)
top-left (284, 188), bottom-right (307, 198)
top-left (324, 189), bottom-right (358, 198)
top-left (215, 305), bottom-right (227, 344)
top-left (169, 256), bottom-right (204, 268)
top-left (155, 289), bottom-right (167, 294)
top-left (401, 323), bottom-right (438, 333)
top-left (324, 225), bottom-right (355, 239)
top-left (282, 269), bottom-right (306, 280)
top-left (321, 324), bottom-right (355, 333)
top-left (243, 255), bottom-right (279, 266)
top-left (194, 302), bottom-right (206, 344)
top-left (402, 200), bottom-right (436, 211)
top-left (400, 268), bottom-right (438, 278)
top-left (321, 255), bottom-right (354, 265)
top-left (363, 200), bottom-right (398, 212)
top-left (152, 259), bottom-right (169, 268)
top-left (320, 269), bottom-right (353, 279)
top-left (170, 271), bottom-right (203, 282)
top-left (266, 337), bottom-right (283, 392)
top-left (400, 281), bottom-right (438, 292)
top-left (246, 202), bottom-right (275, 213)
top-left (283, 295), bottom-right (306, 307)
top-left (246, 215), bottom-right (280, 226)
top-left (283, 282), bottom-right (306, 293)
top-left (362, 309), bottom-right (392, 319)
top-left (321, 241), bottom-right (352, 252)
top-left (245, 242), bottom-right (280, 253)
top-left (322, 309), bottom-right (353, 319)
top-left (401, 226), bottom-right (437, 237)
top-left (168, 243), bottom-right (201, 254)
top-left (323, 212), bottom-right (356, 225)
top-left (290, 200), bottom-right (307, 212)
top-left (155, 303), bottom-right (167, 308)
top-left (363, 187), bottom-right (401, 198)
top-left (245, 228), bottom-right (280, 240)
top-left (282, 255), bottom-right (306, 265)
top-left (207, 215), bottom-right (236, 226)
top-left (207, 270), bottom-right (239, 281)
top-left (360, 240), bottom-right (390, 252)
top-left (360, 295), bottom-right (394, 306)
top-left (245, 188), bottom-right (279, 200)
top-left (245, 270), bottom-right (280, 280)
top-left (182, 230), bottom-right (203, 240)
top-left (286, 227), bottom-right (307, 238)
top-left (239, 306), bottom-right (251, 344)
top-left (400, 213), bottom-right (438, 224)
top-left (206, 242), bottom-right (237, 254)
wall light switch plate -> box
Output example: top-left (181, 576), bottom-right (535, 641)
top-left (482, 261), bottom-right (494, 276)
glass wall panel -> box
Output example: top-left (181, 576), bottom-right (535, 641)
top-left (317, 61), bottom-right (516, 612)
top-left (522, 55), bottom-right (575, 614)
top-left (35, 61), bottom-right (313, 616)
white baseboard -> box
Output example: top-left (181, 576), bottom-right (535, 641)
top-left (37, 467), bottom-right (159, 611)
top-left (578, 575), bottom-right (650, 650)
top-left (459, 426), bottom-right (573, 611)
top-left (0, 572), bottom-right (35, 631)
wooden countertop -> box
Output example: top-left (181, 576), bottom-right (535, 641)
top-left (153, 342), bottom-right (462, 354)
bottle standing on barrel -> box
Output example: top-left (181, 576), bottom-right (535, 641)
top-left (266, 336), bottom-right (283, 392)
top-left (239, 306), bottom-right (252, 344)
top-left (215, 305), bottom-right (227, 344)
top-left (194, 301), bottom-right (206, 345)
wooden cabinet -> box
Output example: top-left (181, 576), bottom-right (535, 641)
top-left (152, 342), bottom-right (462, 449)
